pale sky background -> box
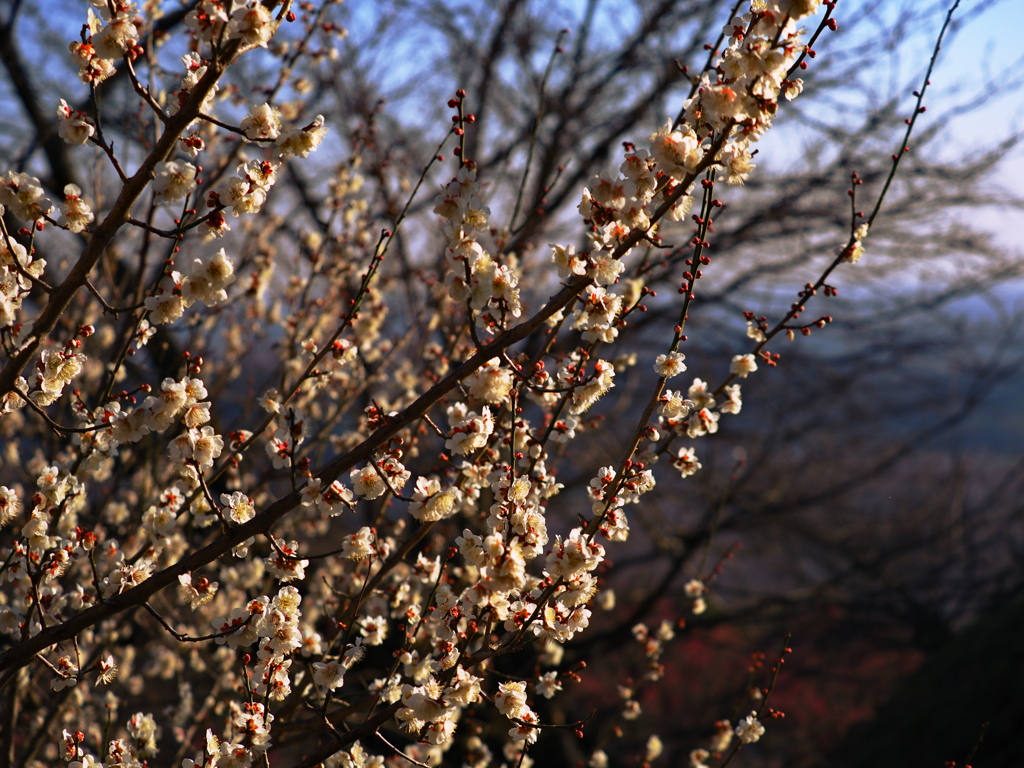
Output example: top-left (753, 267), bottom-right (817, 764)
top-left (15, 0), bottom-right (1024, 266)
top-left (923, 0), bottom-right (1024, 294)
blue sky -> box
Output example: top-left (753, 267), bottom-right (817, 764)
top-left (933, 0), bottom-right (1024, 260)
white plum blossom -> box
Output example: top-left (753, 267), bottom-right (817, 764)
top-left (210, 160), bottom-right (279, 217)
top-left (127, 712), bottom-right (161, 757)
top-left (228, 2), bottom-right (274, 48)
top-left (588, 252), bottom-right (626, 286)
top-left (551, 243), bottom-right (586, 279)
top-left (687, 407), bottom-right (720, 438)
top-left (170, 53), bottom-right (218, 123)
top-left (143, 377), bottom-right (191, 431)
top-left (152, 160), bottom-right (198, 204)
top-left (180, 132), bottom-right (205, 157)
top-left (312, 659), bottom-right (346, 691)
top-left (213, 176), bottom-right (266, 217)
top-left (700, 83), bottom-right (750, 128)
top-left (494, 681), bottom-right (528, 719)
top-left (241, 102), bottom-right (282, 141)
top-left (508, 711), bottom-right (540, 745)
top-left (568, 359), bottom-right (615, 414)
top-left (102, 560), bottom-right (155, 598)
top-left (185, 0), bottom-right (230, 43)
top-left (301, 478), bottom-right (353, 517)
top-left (51, 656), bottom-right (79, 691)
top-left (0, 486), bottom-right (20, 528)
top-left (350, 465), bottom-right (386, 499)
top-left (730, 353), bottom-right (758, 379)
top-left (222, 492), bottom-right (255, 525)
top-left (646, 735), bottom-right (664, 761)
top-left (649, 120), bottom-right (702, 178)
top-left (720, 383), bottom-right (743, 414)
top-left (672, 446), bottom-right (701, 478)
top-left (265, 539), bottom-right (308, 583)
top-left (145, 289), bottom-right (186, 325)
top-left (465, 357), bottom-right (514, 404)
top-left (182, 248), bottom-right (235, 306)
top-left (445, 405), bottom-right (494, 455)
top-left (29, 349), bottom-right (83, 407)
top-left (736, 711), bottom-right (766, 743)
top-left (276, 115), bottom-right (328, 159)
top-left (408, 476), bottom-right (462, 522)
top-left (265, 432), bottom-right (290, 469)
top-left (177, 573), bottom-right (219, 609)
top-left (168, 426), bottom-right (224, 470)
top-left (688, 378), bottom-right (715, 409)
top-left (341, 527), bottom-right (376, 560)
top-left (360, 615), bottom-right (388, 646)
top-left (536, 671), bottom-right (562, 699)
top-left (659, 389), bottom-right (689, 419)
top-left (620, 152), bottom-right (658, 204)
top-left (590, 175), bottom-right (627, 209)
top-left (572, 286), bottom-right (621, 343)
top-left (60, 185), bottom-right (94, 233)
top-left (92, 11), bottom-right (140, 59)
top-left (654, 351), bottom-right (687, 378)
top-left (719, 145), bottom-right (756, 185)
top-left (68, 40), bottom-right (116, 84)
top-left (57, 99), bottom-right (95, 145)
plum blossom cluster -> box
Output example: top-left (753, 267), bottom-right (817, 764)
top-left (184, 0), bottom-right (277, 50)
top-left (145, 248), bottom-right (236, 324)
top-left (556, 0), bottom-right (823, 409)
top-left (369, 9), bottom-right (835, 746)
top-left (30, 341), bottom-right (86, 407)
top-left (842, 221), bottom-right (871, 264)
top-left (435, 164), bottom-right (523, 332)
top-left (586, 463), bottom-right (654, 541)
top-left (0, 0), bottom-right (873, 765)
top-left (657, 375), bottom-right (742, 450)
top-left (0, 172), bottom-right (53, 222)
top-left (67, 1), bottom-right (141, 85)
top-left (350, 452), bottom-right (411, 500)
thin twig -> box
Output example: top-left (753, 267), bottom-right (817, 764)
top-left (509, 30), bottom-right (568, 235)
